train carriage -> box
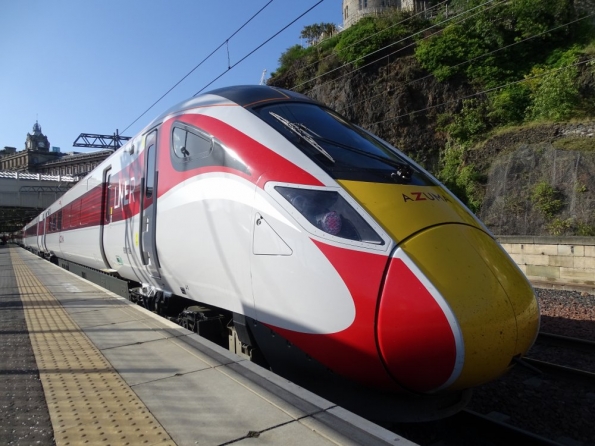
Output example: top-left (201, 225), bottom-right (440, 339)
top-left (23, 85), bottom-right (539, 402)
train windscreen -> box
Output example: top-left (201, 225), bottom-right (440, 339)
top-left (256, 102), bottom-right (435, 186)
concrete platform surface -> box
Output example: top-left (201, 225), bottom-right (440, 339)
top-left (1, 245), bottom-right (418, 446)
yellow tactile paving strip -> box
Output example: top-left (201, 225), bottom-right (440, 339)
top-left (10, 250), bottom-right (176, 446)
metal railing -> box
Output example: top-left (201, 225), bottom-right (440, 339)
top-left (0, 171), bottom-right (79, 182)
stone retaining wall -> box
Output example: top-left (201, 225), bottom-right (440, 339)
top-left (497, 236), bottom-right (595, 287)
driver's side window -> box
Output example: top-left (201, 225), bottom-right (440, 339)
top-left (172, 126), bottom-right (212, 159)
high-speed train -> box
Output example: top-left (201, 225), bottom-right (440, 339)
top-left (23, 85), bottom-right (539, 396)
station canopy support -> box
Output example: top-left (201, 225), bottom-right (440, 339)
top-left (73, 130), bottom-right (131, 150)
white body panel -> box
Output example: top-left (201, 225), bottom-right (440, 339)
top-left (251, 187), bottom-right (356, 334)
top-left (55, 227), bottom-right (106, 270)
top-left (155, 173), bottom-right (257, 317)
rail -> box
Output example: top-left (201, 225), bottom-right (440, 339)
top-left (537, 332), bottom-right (595, 354)
top-left (521, 357), bottom-right (595, 385)
top-left (453, 409), bottom-right (563, 446)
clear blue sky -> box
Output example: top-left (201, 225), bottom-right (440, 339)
top-left (0, 0), bottom-right (342, 154)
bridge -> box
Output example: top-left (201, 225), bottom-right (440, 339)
top-left (0, 171), bottom-right (79, 234)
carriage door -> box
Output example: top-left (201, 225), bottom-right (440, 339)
top-left (139, 130), bottom-right (161, 279)
top-left (41, 210), bottom-right (49, 252)
top-left (99, 167), bottom-right (113, 269)
top-left (36, 214), bottom-right (45, 252)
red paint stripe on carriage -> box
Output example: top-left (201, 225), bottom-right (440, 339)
top-left (265, 240), bottom-right (401, 390)
top-left (45, 112), bottom-right (323, 231)
top-left (45, 186), bottom-right (104, 233)
top-left (157, 114), bottom-right (323, 196)
top-left (377, 257), bottom-right (456, 392)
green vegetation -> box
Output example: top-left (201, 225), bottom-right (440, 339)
top-left (334, 13), bottom-right (427, 67)
top-left (273, 44), bottom-right (308, 80)
top-left (531, 181), bottom-right (564, 219)
top-left (415, 0), bottom-right (591, 134)
top-left (273, 0), bottom-right (593, 125)
top-left (576, 221), bottom-right (595, 236)
top-left (415, 0), bottom-right (580, 89)
top-left (575, 221), bottom-right (595, 237)
top-left (441, 98), bottom-right (488, 144)
top-left (300, 23), bottom-right (338, 46)
top-left (527, 60), bottom-right (580, 121)
top-left (436, 143), bottom-right (483, 212)
top-left (546, 217), bottom-right (574, 235)
top-left (553, 137), bottom-right (595, 152)
top-left (546, 217), bottom-right (595, 236)
top-left (269, 8), bottom-right (432, 84)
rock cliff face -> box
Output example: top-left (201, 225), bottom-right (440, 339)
top-left (270, 56), bottom-right (595, 236)
top-left (275, 54), bottom-right (467, 169)
top-left (474, 124), bottom-right (595, 236)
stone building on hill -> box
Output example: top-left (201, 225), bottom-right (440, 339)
top-left (342, 0), bottom-right (431, 29)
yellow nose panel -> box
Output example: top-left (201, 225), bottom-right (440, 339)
top-left (337, 181), bottom-right (480, 243)
top-left (462, 228), bottom-right (540, 356)
top-left (400, 225), bottom-right (538, 389)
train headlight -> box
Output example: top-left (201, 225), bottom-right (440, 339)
top-left (275, 186), bottom-right (384, 245)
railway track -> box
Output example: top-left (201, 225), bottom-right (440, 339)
top-left (436, 330), bottom-right (595, 446)
top-left (536, 331), bottom-right (595, 353)
top-left (521, 357), bottom-right (595, 384)
top-left (388, 408), bottom-right (566, 445)
top-left (448, 409), bottom-right (564, 446)
top-left (521, 331), bottom-right (595, 383)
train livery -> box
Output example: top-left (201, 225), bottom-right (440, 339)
top-left (23, 85), bottom-right (539, 396)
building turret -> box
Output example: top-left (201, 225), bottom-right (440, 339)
top-left (25, 120), bottom-right (50, 152)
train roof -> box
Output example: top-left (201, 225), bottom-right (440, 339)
top-left (144, 85), bottom-right (319, 134)
top-left (206, 85), bottom-right (316, 108)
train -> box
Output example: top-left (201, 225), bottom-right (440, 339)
top-left (22, 85), bottom-right (540, 417)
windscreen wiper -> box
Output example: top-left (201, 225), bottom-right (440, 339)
top-left (269, 112), bottom-right (335, 164)
top-left (295, 124), bottom-right (413, 182)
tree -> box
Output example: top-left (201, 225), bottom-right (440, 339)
top-left (415, 0), bottom-right (577, 87)
top-left (528, 64), bottom-right (580, 121)
top-left (300, 22), bottom-right (337, 46)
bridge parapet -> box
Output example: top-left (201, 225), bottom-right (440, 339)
top-left (0, 172), bottom-right (79, 232)
top-left (497, 236), bottom-right (595, 291)
top-left (0, 171), bottom-right (79, 182)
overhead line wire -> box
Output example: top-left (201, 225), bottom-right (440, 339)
top-left (193, 0), bottom-right (326, 96)
top-left (122, 0), bottom-right (275, 134)
top-left (342, 11), bottom-right (595, 113)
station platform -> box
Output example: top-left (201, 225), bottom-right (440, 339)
top-left (0, 245), bottom-right (416, 446)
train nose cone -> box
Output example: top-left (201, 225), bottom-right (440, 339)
top-left (377, 224), bottom-right (539, 393)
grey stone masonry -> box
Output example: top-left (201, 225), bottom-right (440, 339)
top-left (497, 236), bottom-right (595, 287)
